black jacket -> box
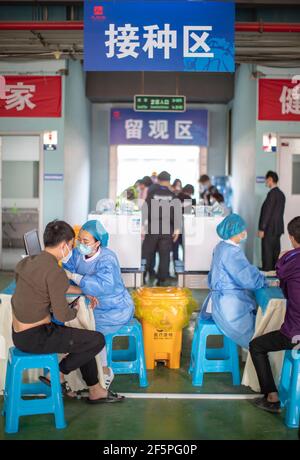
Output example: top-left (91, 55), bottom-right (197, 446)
top-left (142, 184), bottom-right (177, 235)
top-left (259, 187), bottom-right (286, 236)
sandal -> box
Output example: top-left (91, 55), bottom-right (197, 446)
top-left (74, 388), bottom-right (90, 399)
top-left (86, 389), bottom-right (125, 404)
top-left (39, 375), bottom-right (76, 398)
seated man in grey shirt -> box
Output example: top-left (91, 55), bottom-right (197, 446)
top-left (12, 220), bottom-right (124, 404)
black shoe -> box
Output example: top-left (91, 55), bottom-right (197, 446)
top-left (251, 396), bottom-right (281, 414)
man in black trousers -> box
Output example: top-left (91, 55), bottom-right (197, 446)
top-left (142, 171), bottom-right (180, 286)
top-left (258, 171), bottom-right (286, 271)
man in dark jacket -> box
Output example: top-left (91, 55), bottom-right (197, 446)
top-left (258, 171), bottom-right (286, 271)
top-left (142, 171), bottom-right (180, 286)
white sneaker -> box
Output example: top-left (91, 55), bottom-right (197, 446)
top-left (103, 367), bottom-right (114, 390)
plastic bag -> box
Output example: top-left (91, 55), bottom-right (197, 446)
top-left (132, 287), bottom-right (198, 331)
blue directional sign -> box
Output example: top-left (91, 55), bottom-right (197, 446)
top-left (84, 1), bottom-right (235, 72)
top-left (110, 108), bottom-right (209, 145)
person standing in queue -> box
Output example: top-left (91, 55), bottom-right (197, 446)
top-left (199, 174), bottom-right (212, 205)
top-left (258, 171), bottom-right (286, 271)
top-left (142, 171), bottom-right (180, 286)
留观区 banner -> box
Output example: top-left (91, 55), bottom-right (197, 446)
top-left (110, 109), bottom-right (209, 146)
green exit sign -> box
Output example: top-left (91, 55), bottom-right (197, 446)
top-left (134, 95), bottom-right (186, 112)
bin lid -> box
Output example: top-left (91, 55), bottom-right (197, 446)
top-left (135, 287), bottom-right (190, 299)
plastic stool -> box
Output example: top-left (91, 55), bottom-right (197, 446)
top-left (279, 350), bottom-right (300, 428)
top-left (3, 347), bottom-right (66, 434)
top-left (189, 318), bottom-right (241, 386)
top-left (106, 319), bottom-right (148, 387)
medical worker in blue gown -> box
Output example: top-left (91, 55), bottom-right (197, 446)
top-left (62, 220), bottom-right (134, 389)
top-left (201, 213), bottom-right (267, 349)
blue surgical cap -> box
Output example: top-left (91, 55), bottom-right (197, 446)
top-left (217, 213), bottom-right (246, 240)
top-left (81, 220), bottom-right (109, 247)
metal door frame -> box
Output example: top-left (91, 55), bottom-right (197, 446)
top-left (0, 131), bottom-right (44, 270)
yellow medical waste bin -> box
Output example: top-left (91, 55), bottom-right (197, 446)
top-left (132, 287), bottom-right (197, 369)
top-left (141, 320), bottom-right (182, 369)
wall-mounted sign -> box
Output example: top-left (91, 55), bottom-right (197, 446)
top-left (259, 79), bottom-right (300, 121)
top-left (0, 76), bottom-right (62, 118)
top-left (44, 173), bottom-right (64, 181)
top-left (262, 132), bottom-right (277, 152)
top-left (84, 1), bottom-right (235, 72)
top-left (110, 108), bottom-right (208, 146)
top-left (43, 131), bottom-right (58, 151)
top-left (134, 95), bottom-right (186, 112)
top-left (256, 176), bottom-right (266, 184)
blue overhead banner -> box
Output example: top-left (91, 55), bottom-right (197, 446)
top-left (110, 109), bottom-right (209, 145)
top-left (84, 1), bottom-right (235, 72)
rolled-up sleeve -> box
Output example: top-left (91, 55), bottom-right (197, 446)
top-left (47, 269), bottom-right (77, 322)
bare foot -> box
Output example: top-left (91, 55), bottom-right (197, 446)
top-left (88, 383), bottom-right (108, 400)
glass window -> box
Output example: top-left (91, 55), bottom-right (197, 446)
top-left (292, 155), bottom-right (300, 195)
top-left (2, 161), bottom-right (39, 199)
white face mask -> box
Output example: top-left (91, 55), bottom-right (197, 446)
top-left (240, 231), bottom-right (248, 243)
top-left (61, 244), bottom-right (72, 263)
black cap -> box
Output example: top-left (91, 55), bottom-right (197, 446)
top-left (158, 171), bottom-right (171, 182)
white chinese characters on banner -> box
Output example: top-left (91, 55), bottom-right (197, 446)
top-left (125, 119), bottom-right (143, 139)
top-left (183, 26), bottom-right (213, 58)
top-left (105, 24), bottom-right (140, 59)
top-left (143, 24), bottom-right (177, 59)
top-left (105, 23), bottom-right (213, 60)
top-left (124, 118), bottom-right (194, 141)
top-left (4, 82), bottom-right (36, 111)
top-left (279, 84), bottom-right (300, 116)
top-left (148, 120), bottom-right (169, 139)
top-left (175, 121), bottom-right (193, 140)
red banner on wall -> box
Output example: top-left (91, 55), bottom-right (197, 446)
top-left (0, 76), bottom-right (62, 117)
top-left (258, 78), bottom-right (300, 121)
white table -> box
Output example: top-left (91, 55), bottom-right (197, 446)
top-left (0, 292), bottom-right (105, 393)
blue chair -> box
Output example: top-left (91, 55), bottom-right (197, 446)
top-left (279, 350), bottom-right (300, 428)
top-left (106, 319), bottom-right (148, 387)
top-left (189, 318), bottom-right (241, 386)
top-left (3, 347), bottom-right (66, 434)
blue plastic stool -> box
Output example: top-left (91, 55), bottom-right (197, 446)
top-left (106, 319), bottom-right (148, 387)
top-left (3, 347), bottom-right (66, 434)
top-left (279, 350), bottom-right (300, 428)
top-left (189, 318), bottom-right (241, 386)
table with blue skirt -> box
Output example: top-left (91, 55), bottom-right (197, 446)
top-left (242, 287), bottom-right (287, 392)
top-left (0, 281), bottom-right (105, 393)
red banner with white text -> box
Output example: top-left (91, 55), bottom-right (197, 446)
top-left (0, 76), bottom-right (62, 117)
top-left (258, 78), bottom-right (300, 121)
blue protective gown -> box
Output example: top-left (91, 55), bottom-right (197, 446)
top-left (63, 247), bottom-right (134, 335)
top-left (201, 241), bottom-right (266, 349)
